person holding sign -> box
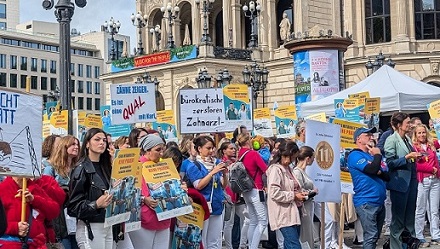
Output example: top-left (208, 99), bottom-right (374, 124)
top-left (347, 127), bottom-right (389, 249)
top-left (68, 128), bottom-right (114, 249)
top-left (185, 135), bottom-right (228, 249)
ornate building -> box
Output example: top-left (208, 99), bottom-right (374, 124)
top-left (102, 0), bottom-right (440, 124)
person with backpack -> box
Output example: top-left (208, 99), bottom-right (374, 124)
top-left (235, 133), bottom-right (268, 249)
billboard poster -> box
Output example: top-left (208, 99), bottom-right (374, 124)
top-left (100, 105), bottom-right (132, 139)
top-left (309, 50), bottom-right (340, 100)
top-left (253, 108), bottom-right (273, 138)
top-left (152, 110), bottom-right (178, 143)
top-left (223, 84), bottom-right (253, 130)
top-left (293, 51), bottom-right (311, 115)
top-left (428, 99), bottom-right (440, 139)
top-left (274, 105), bottom-right (297, 138)
top-left (110, 83), bottom-right (157, 125)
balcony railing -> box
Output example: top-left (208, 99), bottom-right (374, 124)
top-left (213, 47), bottom-right (252, 61)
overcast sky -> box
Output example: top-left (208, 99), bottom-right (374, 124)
top-left (20, 0), bottom-right (136, 48)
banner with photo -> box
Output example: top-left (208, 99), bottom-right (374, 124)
top-left (428, 99), bottom-right (440, 139)
top-left (334, 98), bottom-right (363, 123)
top-left (363, 97), bottom-right (380, 130)
top-left (0, 89), bottom-right (42, 178)
top-left (309, 50), bottom-right (340, 101)
top-left (105, 148), bottom-right (142, 229)
top-left (110, 83), bottom-right (157, 125)
top-left (329, 118), bottom-right (366, 149)
top-left (305, 120), bottom-right (341, 203)
top-left (274, 105), bottom-right (297, 138)
top-left (45, 101), bottom-right (58, 119)
top-left (223, 84), bottom-right (253, 130)
top-left (153, 110), bottom-right (178, 143)
top-left (100, 105), bottom-right (132, 139)
top-left (142, 158), bottom-right (193, 221)
top-left (171, 203), bottom-right (205, 249)
top-left (253, 108), bottom-right (273, 138)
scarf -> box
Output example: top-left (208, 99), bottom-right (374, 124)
top-left (196, 155), bottom-right (216, 171)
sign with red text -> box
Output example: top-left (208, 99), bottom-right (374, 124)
top-left (134, 52), bottom-right (171, 68)
top-left (110, 83), bottom-right (157, 125)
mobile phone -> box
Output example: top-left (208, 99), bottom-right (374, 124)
top-left (308, 191), bottom-right (317, 199)
top-left (259, 190), bottom-right (266, 202)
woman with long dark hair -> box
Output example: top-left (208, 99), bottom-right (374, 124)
top-left (68, 128), bottom-right (114, 248)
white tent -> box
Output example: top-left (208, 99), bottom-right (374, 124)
top-left (300, 65), bottom-right (440, 116)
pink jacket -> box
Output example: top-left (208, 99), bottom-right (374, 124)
top-left (414, 140), bottom-right (440, 182)
top-left (266, 163), bottom-right (301, 231)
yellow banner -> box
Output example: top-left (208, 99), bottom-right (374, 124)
top-left (428, 99), bottom-right (440, 118)
top-left (78, 111), bottom-right (87, 126)
top-left (331, 118), bottom-right (366, 148)
top-left (85, 114), bottom-right (103, 129)
top-left (253, 108), bottom-right (271, 119)
top-left (340, 171), bottom-right (353, 183)
top-left (42, 119), bottom-right (51, 139)
top-left (343, 98), bottom-right (363, 109)
top-left (305, 112), bottom-right (326, 122)
top-left (274, 105), bottom-right (297, 120)
top-left (156, 110), bottom-right (175, 125)
top-left (142, 158), bottom-right (180, 184)
top-left (348, 91), bottom-right (370, 100)
top-left (111, 148), bottom-right (142, 188)
top-left (177, 203), bottom-right (205, 229)
top-left (222, 84), bottom-right (250, 102)
top-left (364, 97), bottom-right (380, 114)
top-left (50, 110), bottom-right (68, 130)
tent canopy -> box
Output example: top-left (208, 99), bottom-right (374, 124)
top-left (300, 65), bottom-right (440, 116)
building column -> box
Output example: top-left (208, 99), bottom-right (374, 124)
top-left (223, 0), bottom-right (232, 47)
top-left (391, 0), bottom-right (410, 52)
top-left (192, 2), bottom-right (201, 44)
top-left (174, 18), bottom-right (182, 47)
top-left (258, 0), bottom-right (269, 52)
top-left (293, 0), bottom-right (308, 33)
top-left (266, 0), bottom-right (277, 52)
top-left (231, 1), bottom-right (242, 48)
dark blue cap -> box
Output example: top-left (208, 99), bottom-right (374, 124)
top-left (353, 127), bottom-right (377, 142)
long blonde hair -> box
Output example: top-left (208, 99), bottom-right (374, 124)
top-left (49, 135), bottom-right (80, 178)
top-left (411, 124), bottom-right (436, 151)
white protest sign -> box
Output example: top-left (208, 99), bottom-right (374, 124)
top-left (0, 89), bottom-right (42, 178)
top-left (179, 88), bottom-right (229, 134)
top-left (305, 120), bottom-right (341, 203)
top-left (110, 83), bottom-right (156, 125)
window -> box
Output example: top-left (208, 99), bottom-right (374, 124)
top-left (78, 64), bottom-right (83, 77)
top-left (22, 41), bottom-right (39, 49)
top-left (0, 22), bottom-right (5, 30)
top-left (31, 76), bottom-right (37, 90)
top-left (50, 78), bottom-right (57, 91)
top-left (415, 0), bottom-right (440, 39)
top-left (107, 39), bottom-right (124, 60)
top-left (86, 81), bottom-right (92, 94)
top-left (41, 77), bottom-right (47, 90)
top-left (71, 80), bottom-right (75, 92)
top-left (9, 74), bottom-right (17, 88)
top-left (365, 0), bottom-right (391, 44)
top-left (72, 98), bottom-right (75, 109)
top-left (94, 66), bottom-right (100, 78)
top-left (86, 98), bottom-right (92, 110)
top-left (31, 58), bottom-right (37, 72)
top-left (95, 98), bottom-right (100, 110)
top-left (70, 63), bottom-right (75, 76)
top-left (0, 54), bottom-right (5, 68)
top-left (2, 38), bottom-right (19, 46)
top-left (78, 80), bottom-right (84, 93)
top-left (0, 4), bottom-right (5, 19)
top-left (41, 59), bottom-right (47, 72)
top-left (94, 82), bottom-right (101, 94)
top-left (20, 57), bottom-right (27, 71)
top-left (86, 65), bottom-right (92, 78)
top-left (10, 55), bottom-right (17, 69)
top-left (0, 73), bottom-right (5, 87)
top-left (78, 97), bottom-right (84, 109)
top-left (50, 60), bottom-right (56, 74)
top-left (20, 75), bottom-right (27, 89)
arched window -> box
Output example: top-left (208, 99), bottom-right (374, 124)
top-left (415, 0), bottom-right (440, 39)
top-left (365, 0), bottom-right (391, 44)
top-left (156, 92), bottom-right (165, 111)
top-left (179, 1), bottom-right (193, 46)
top-left (215, 11), bottom-right (224, 47)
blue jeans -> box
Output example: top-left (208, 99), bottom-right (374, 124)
top-left (62, 235), bottom-right (79, 249)
top-left (355, 203), bottom-right (385, 249)
top-left (279, 225), bottom-right (301, 249)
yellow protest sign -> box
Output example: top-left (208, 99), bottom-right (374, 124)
top-left (49, 110), bottom-right (68, 135)
top-left (364, 98), bottom-right (380, 114)
top-left (85, 114), bottom-right (103, 129)
top-left (330, 118), bottom-right (366, 148)
top-left (348, 91), bottom-right (370, 100)
top-left (305, 112), bottom-right (326, 122)
top-left (253, 107), bottom-right (273, 137)
top-left (171, 203), bottom-right (205, 249)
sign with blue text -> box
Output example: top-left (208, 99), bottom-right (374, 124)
top-left (110, 83), bottom-right (157, 125)
top-left (100, 105), bottom-right (133, 139)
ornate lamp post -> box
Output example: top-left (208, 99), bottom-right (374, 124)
top-left (365, 52), bottom-right (395, 76)
top-left (42, 0), bottom-right (87, 135)
top-left (216, 68), bottom-right (233, 87)
top-left (103, 17), bottom-right (121, 61)
top-left (195, 0), bottom-right (215, 43)
top-left (149, 25), bottom-right (161, 52)
top-left (161, 3), bottom-right (180, 49)
top-left (196, 68), bottom-right (213, 88)
top-left (242, 61), bottom-right (269, 108)
top-left (242, 1), bottom-right (261, 49)
top-left (131, 11), bottom-right (148, 55)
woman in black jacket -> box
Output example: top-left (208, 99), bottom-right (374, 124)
top-left (68, 128), bottom-right (113, 249)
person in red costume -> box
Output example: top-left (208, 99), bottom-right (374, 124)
top-left (0, 176), bottom-right (61, 249)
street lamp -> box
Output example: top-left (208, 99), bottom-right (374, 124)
top-left (131, 11), bottom-right (148, 55)
top-left (242, 1), bottom-right (261, 49)
top-left (195, 0), bottom-right (215, 43)
top-left (216, 68), bottom-right (233, 88)
top-left (42, 0), bottom-right (87, 135)
top-left (242, 61), bottom-right (269, 108)
top-left (365, 52), bottom-right (396, 76)
top-left (161, 3), bottom-right (180, 49)
top-left (149, 25), bottom-right (161, 52)
top-left (196, 68), bottom-right (213, 88)
top-left (103, 17), bottom-right (121, 61)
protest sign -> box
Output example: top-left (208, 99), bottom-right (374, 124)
top-left (363, 97), bottom-right (380, 130)
top-left (340, 171), bottom-right (354, 194)
top-left (428, 99), bottom-right (440, 139)
top-left (105, 148), bottom-right (142, 229)
top-left (142, 158), bottom-right (193, 220)
top-left (153, 110), bottom-right (178, 143)
top-left (329, 118), bottom-right (366, 149)
top-left (0, 89), bottom-right (42, 178)
top-left (304, 112), bottom-right (326, 122)
top-left (179, 88), bottom-right (228, 134)
top-left (110, 83), bottom-right (157, 125)
top-left (49, 110), bottom-right (68, 136)
top-left (171, 203), bottom-right (205, 249)
top-left (305, 120), bottom-right (341, 203)
top-left (274, 105), bottom-right (297, 138)
top-left (253, 108), bottom-right (273, 137)
top-left (223, 84), bottom-right (253, 130)
top-left (45, 101), bottom-right (58, 119)
top-left (334, 98), bottom-right (362, 122)
top-left (348, 91), bottom-right (370, 100)
top-left (100, 105), bottom-right (132, 139)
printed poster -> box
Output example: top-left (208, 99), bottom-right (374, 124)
top-left (100, 105), bottom-right (132, 139)
top-left (340, 171), bottom-right (354, 194)
top-left (142, 158), bottom-right (193, 221)
top-left (45, 101), bottom-right (59, 119)
top-left (171, 203), bottom-right (205, 249)
top-left (428, 99), bottom-right (440, 139)
top-left (49, 110), bottom-right (68, 136)
top-left (363, 97), bottom-right (380, 130)
top-left (309, 50), bottom-right (340, 101)
top-left (105, 148), bottom-right (142, 229)
top-left (348, 92), bottom-right (370, 100)
top-left (110, 83), bottom-right (157, 125)
top-left (293, 51), bottom-right (311, 106)
top-left (223, 84), bottom-right (253, 131)
top-left (253, 108), bottom-right (273, 138)
top-left (305, 120), bottom-right (341, 203)
top-left (329, 118), bottom-right (366, 149)
top-left (0, 89), bottom-right (42, 178)
top-left (334, 98), bottom-right (363, 123)
top-left (274, 106), bottom-right (297, 138)
top-left (153, 110), bottom-right (178, 143)
top-left (304, 112), bottom-right (327, 122)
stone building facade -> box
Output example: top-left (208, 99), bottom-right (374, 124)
top-left (102, 0), bottom-right (440, 123)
